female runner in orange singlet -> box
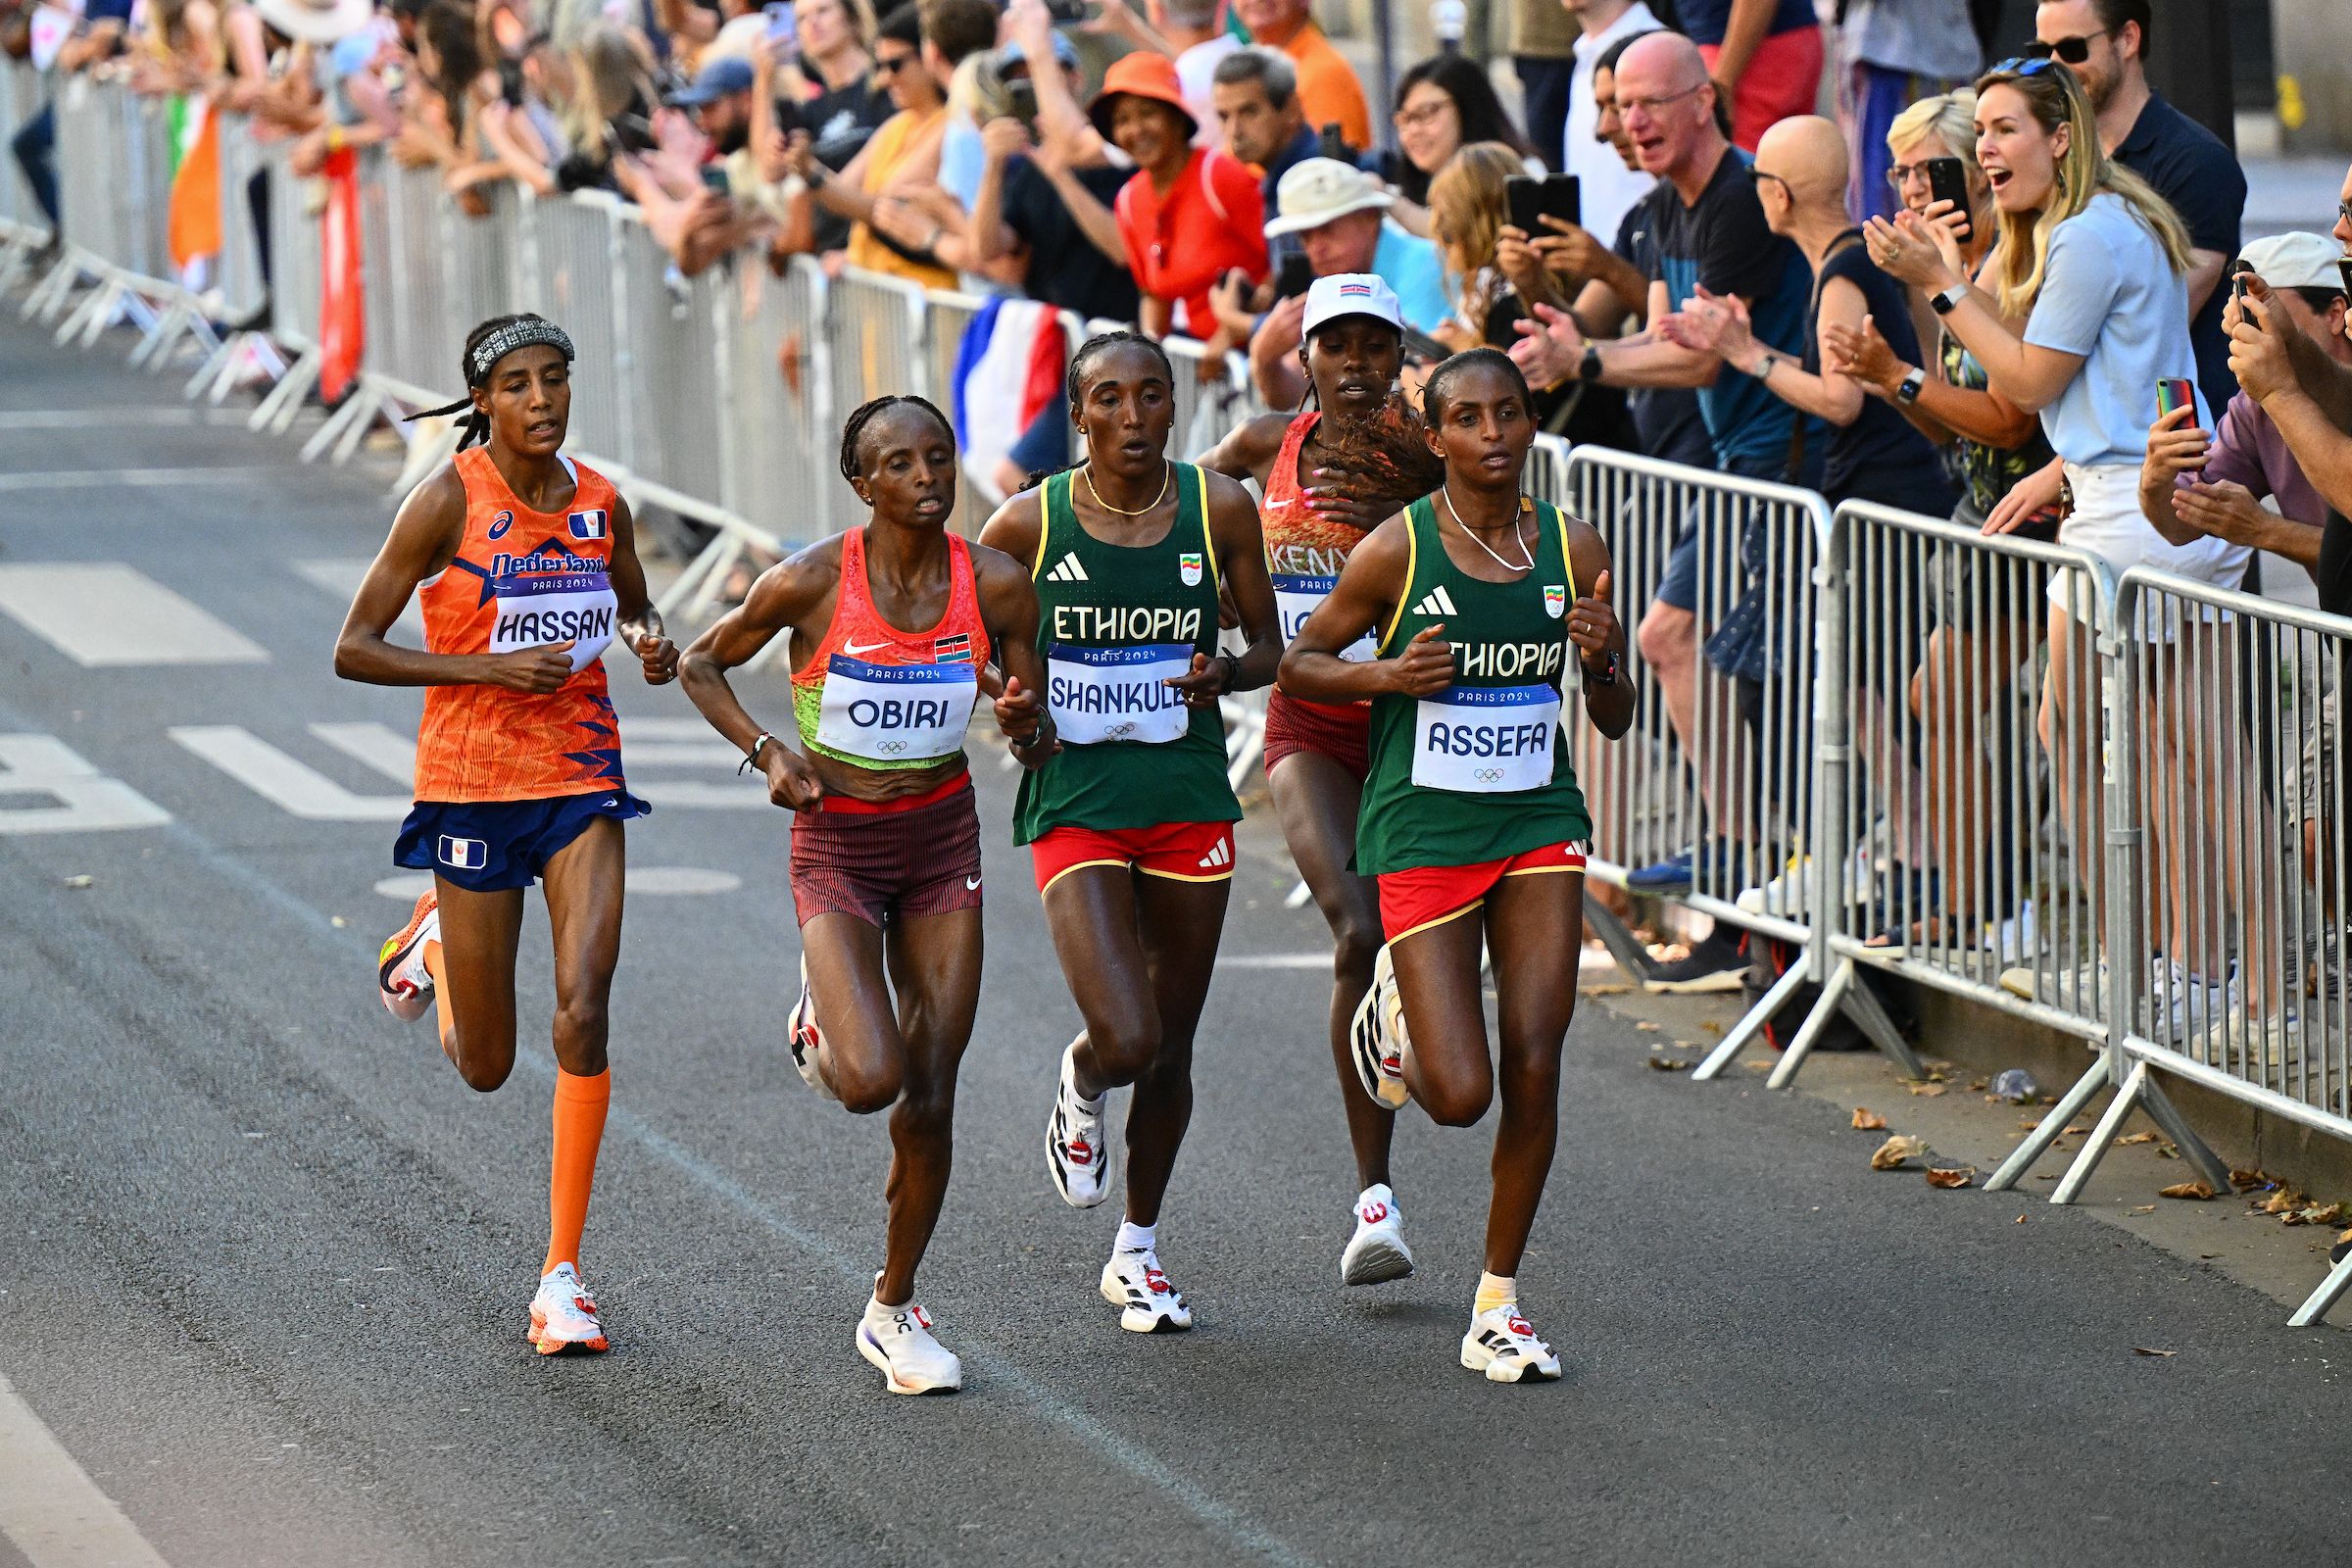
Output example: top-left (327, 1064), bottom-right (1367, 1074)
top-left (335, 313), bottom-right (678, 1356)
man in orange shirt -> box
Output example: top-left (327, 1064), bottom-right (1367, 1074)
top-left (1233, 0), bottom-right (1371, 152)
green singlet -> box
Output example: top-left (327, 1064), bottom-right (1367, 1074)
top-left (1356, 493), bottom-right (1592, 875)
top-left (1012, 463), bottom-right (1243, 845)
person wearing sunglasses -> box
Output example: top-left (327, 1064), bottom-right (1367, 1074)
top-left (2031, 0), bottom-right (2244, 425)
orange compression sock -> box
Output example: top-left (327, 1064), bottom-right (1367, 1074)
top-left (422, 940), bottom-right (456, 1051)
top-left (544, 1068), bottom-right (612, 1276)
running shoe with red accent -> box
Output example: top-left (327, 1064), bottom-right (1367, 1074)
top-left (527, 1262), bottom-right (610, 1355)
top-left (787, 952), bottom-right (839, 1102)
top-left (1340, 1183), bottom-right (1414, 1286)
top-left (858, 1284), bottom-right (962, 1395)
top-left (376, 889), bottom-right (440, 1022)
top-left (1349, 944), bottom-right (1410, 1110)
top-left (1101, 1248), bottom-right (1192, 1333)
top-left (1047, 1037), bottom-right (1111, 1207)
top-left (1460, 1301), bottom-right (1559, 1383)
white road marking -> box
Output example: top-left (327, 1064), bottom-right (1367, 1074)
top-left (0, 407), bottom-right (252, 429)
top-left (0, 1368), bottom-right (173, 1568)
top-left (291, 561), bottom-right (421, 640)
top-left (0, 565), bottom-right (269, 667)
top-left (0, 467), bottom-right (287, 491)
top-left (0, 736), bottom-right (172, 835)
top-left (168, 726), bottom-right (407, 820)
top-left (372, 867), bottom-right (741, 899)
top-left (1219, 954), bottom-right (1334, 970)
top-left (308, 721), bottom-right (415, 785)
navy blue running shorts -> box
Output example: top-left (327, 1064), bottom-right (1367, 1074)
top-left (394, 791), bottom-right (651, 892)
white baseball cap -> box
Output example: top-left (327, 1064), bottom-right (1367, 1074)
top-left (2237, 231), bottom-right (2346, 292)
top-left (1300, 273), bottom-right (1405, 338)
top-left (1265, 158), bottom-right (1393, 238)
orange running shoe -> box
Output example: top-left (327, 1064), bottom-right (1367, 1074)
top-left (376, 890), bottom-right (440, 1022)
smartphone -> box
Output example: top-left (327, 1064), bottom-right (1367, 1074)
top-left (1276, 251), bottom-right (1314, 301)
top-left (1005, 78), bottom-right (1038, 128)
top-left (2155, 377), bottom-right (2195, 421)
top-left (2231, 266), bottom-right (2254, 310)
top-left (761, 0), bottom-right (794, 43)
top-left (1043, 0), bottom-right (1087, 21)
top-left (2340, 258), bottom-right (2352, 302)
top-left (1506, 173), bottom-right (1580, 236)
top-left (770, 95), bottom-right (803, 136)
top-left (1925, 157), bottom-right (1971, 243)
top-left (700, 163), bottom-right (732, 196)
top-left (1316, 122), bottom-right (1349, 163)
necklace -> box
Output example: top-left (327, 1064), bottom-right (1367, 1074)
top-left (1081, 461), bottom-right (1172, 517)
top-left (1439, 484), bottom-right (1535, 574)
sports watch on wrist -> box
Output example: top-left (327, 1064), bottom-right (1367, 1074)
top-left (1894, 366), bottom-right (1928, 404)
top-left (1577, 343), bottom-right (1603, 383)
top-left (1930, 283), bottom-right (1969, 316)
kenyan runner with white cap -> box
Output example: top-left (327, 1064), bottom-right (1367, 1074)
top-left (1280, 347), bottom-right (1634, 1382)
top-left (677, 395), bottom-right (1050, 1395)
top-left (979, 330), bottom-right (1281, 1334)
top-left (1200, 273), bottom-right (1443, 1288)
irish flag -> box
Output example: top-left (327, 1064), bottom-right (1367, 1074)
top-left (165, 93), bottom-right (220, 277)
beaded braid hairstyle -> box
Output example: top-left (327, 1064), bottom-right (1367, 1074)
top-left (1017, 329), bottom-right (1178, 491)
top-left (838, 393), bottom-right (955, 487)
top-left (419, 313), bottom-right (575, 450)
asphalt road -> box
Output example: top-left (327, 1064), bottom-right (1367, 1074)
top-left (3, 318), bottom-right (2350, 1568)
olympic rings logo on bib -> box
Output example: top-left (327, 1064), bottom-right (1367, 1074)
top-left (1474, 767), bottom-right (1505, 784)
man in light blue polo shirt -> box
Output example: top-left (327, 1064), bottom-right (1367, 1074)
top-left (1247, 158), bottom-right (1451, 407)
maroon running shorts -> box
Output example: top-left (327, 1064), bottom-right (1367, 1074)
top-left (1261, 689), bottom-right (1371, 781)
top-left (789, 773), bottom-right (984, 927)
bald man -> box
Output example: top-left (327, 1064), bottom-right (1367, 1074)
top-left (1509, 30), bottom-right (1820, 955)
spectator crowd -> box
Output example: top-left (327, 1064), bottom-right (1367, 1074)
top-left (8, 0), bottom-right (2351, 1024)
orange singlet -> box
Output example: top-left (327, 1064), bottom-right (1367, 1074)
top-left (413, 448), bottom-right (628, 804)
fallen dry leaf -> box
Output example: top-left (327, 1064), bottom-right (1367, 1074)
top-left (1584, 981), bottom-right (1634, 996)
top-left (2336, 1226), bottom-right (2352, 1249)
top-left (2230, 1168), bottom-right (2275, 1191)
top-left (2261, 1188), bottom-right (2309, 1216)
top-left (1646, 1055), bottom-right (1689, 1072)
top-left (2115, 1131), bottom-right (2158, 1146)
top-left (1698, 1020), bottom-right (1724, 1035)
top-left (2063, 1124), bottom-right (2091, 1136)
top-left (2287, 1203), bottom-right (2345, 1227)
top-left (1635, 1019), bottom-right (1661, 1033)
top-left (1871, 1134), bottom-right (1926, 1171)
top-left (2019, 1117), bottom-right (2042, 1130)
top-left (2015, 1215), bottom-right (2027, 1224)
top-left (2155, 1143), bottom-right (2180, 1159)
top-left (2159, 1181), bottom-right (2218, 1200)
top-left (1851, 1107), bottom-right (1886, 1131)
top-left (1907, 1083), bottom-right (1947, 1099)
top-left (2132, 1347), bottom-right (2178, 1357)
top-left (1969, 1078), bottom-right (1989, 1092)
top-left (1926, 1166), bottom-right (1974, 1189)
top-left (2129, 1204), bottom-right (2156, 1214)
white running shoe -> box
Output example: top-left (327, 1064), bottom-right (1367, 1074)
top-left (857, 1288), bottom-right (962, 1395)
top-left (1047, 1039), bottom-right (1112, 1207)
top-left (527, 1262), bottom-right (610, 1355)
top-left (786, 953), bottom-right (838, 1102)
top-left (1460, 1301), bottom-right (1560, 1383)
top-left (1349, 945), bottom-right (1410, 1110)
top-left (1100, 1248), bottom-right (1193, 1333)
top-left (376, 890), bottom-right (439, 1022)
top-left (1340, 1184), bottom-right (1413, 1286)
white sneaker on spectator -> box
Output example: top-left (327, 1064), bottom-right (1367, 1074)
top-left (1735, 855), bottom-right (1811, 918)
top-left (1459, 1301), bottom-right (1560, 1383)
top-left (1997, 959), bottom-right (2108, 1015)
top-left (1339, 1184), bottom-right (1413, 1286)
top-left (2146, 958), bottom-right (2238, 1045)
top-left (2194, 1006), bottom-right (2302, 1068)
top-left (1100, 1248), bottom-right (1192, 1333)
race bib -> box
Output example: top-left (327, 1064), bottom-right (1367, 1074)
top-left (813, 656), bottom-right (977, 761)
top-left (490, 569), bottom-right (617, 672)
top-left (1047, 643), bottom-right (1192, 746)
top-left (1411, 683), bottom-right (1560, 794)
top-left (1273, 572), bottom-right (1375, 662)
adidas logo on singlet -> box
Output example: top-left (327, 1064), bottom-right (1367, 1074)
top-left (1411, 585), bottom-right (1459, 617)
top-left (1046, 553), bottom-right (1090, 583)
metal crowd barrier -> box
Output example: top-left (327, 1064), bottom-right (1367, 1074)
top-left (0, 59), bottom-right (46, 259)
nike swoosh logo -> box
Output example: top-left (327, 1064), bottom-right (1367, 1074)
top-left (844, 639), bottom-right (892, 657)
top-left (965, 876), bottom-right (981, 890)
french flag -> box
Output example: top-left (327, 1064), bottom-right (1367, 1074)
top-left (952, 298), bottom-right (1067, 505)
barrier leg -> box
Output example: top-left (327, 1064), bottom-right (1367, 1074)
top-left (56, 273), bottom-right (121, 344)
top-left (1839, 964), bottom-right (1927, 1080)
top-left (184, 331), bottom-right (237, 399)
top-left (1983, 1052), bottom-right (2114, 1193)
top-left (1691, 956), bottom-right (1811, 1080)
top-left (251, 346), bottom-right (319, 433)
top-left (682, 532), bottom-right (752, 618)
top-left (2049, 1058), bottom-right (2152, 1203)
top-left (1583, 897), bottom-right (1654, 988)
top-left (657, 526), bottom-right (741, 620)
top-left (22, 251), bottom-right (80, 321)
top-left (2132, 1076), bottom-right (2233, 1193)
top-left (301, 381), bottom-right (379, 463)
top-left (1762, 959), bottom-right (1854, 1089)
top-left (386, 419), bottom-right (461, 503)
top-left (330, 389), bottom-right (383, 463)
top-left (2288, 1250), bottom-right (2352, 1327)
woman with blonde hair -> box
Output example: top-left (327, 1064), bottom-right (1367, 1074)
top-left (1865, 58), bottom-right (2254, 1039)
top-left (1440, 141), bottom-right (1632, 445)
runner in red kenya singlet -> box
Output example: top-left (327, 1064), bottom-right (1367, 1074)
top-left (679, 396), bottom-right (1050, 1395)
top-left (1200, 273), bottom-right (1440, 1289)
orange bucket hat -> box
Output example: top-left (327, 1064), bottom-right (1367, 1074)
top-left (1088, 50), bottom-right (1200, 142)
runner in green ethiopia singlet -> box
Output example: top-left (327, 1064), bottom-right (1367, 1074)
top-left (1357, 493), bottom-right (1592, 875)
top-left (1013, 463), bottom-right (1242, 844)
